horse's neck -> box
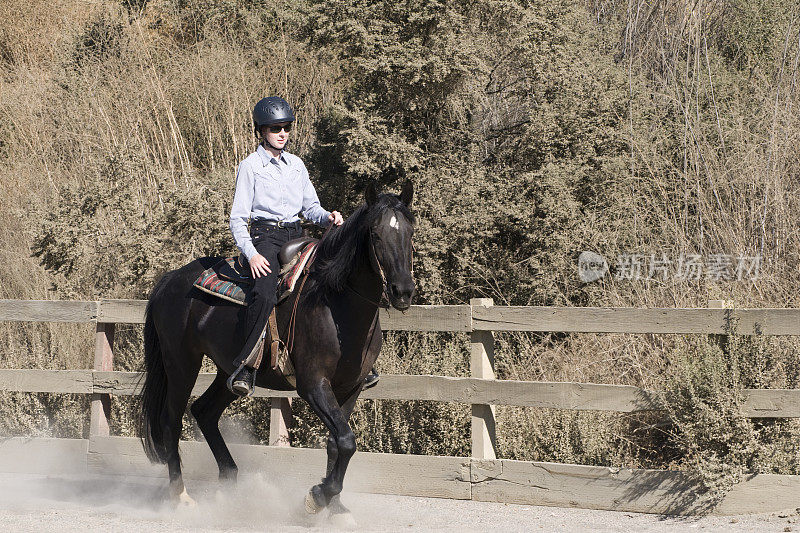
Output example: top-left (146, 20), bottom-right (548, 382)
top-left (346, 252), bottom-right (383, 309)
top-left (321, 252), bottom-right (381, 358)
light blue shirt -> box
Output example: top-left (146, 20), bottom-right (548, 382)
top-left (230, 145), bottom-right (331, 261)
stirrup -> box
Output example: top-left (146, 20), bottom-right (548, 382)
top-left (226, 362), bottom-right (256, 398)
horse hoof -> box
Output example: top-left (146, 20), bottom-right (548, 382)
top-left (304, 491), bottom-right (323, 514)
top-left (329, 510), bottom-right (357, 529)
top-left (176, 488), bottom-right (197, 508)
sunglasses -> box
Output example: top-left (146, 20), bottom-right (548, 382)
top-left (266, 123), bottom-right (292, 134)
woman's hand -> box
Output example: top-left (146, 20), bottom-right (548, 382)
top-left (249, 254), bottom-right (271, 278)
top-left (329, 211), bottom-right (344, 226)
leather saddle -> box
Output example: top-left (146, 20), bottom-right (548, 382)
top-left (218, 237), bottom-right (317, 287)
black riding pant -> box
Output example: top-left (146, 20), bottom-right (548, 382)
top-left (235, 224), bottom-right (303, 368)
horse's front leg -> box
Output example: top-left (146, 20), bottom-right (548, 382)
top-left (325, 383), bottom-right (363, 479)
top-left (302, 379), bottom-right (359, 517)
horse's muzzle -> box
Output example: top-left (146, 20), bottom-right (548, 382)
top-left (388, 281), bottom-right (414, 311)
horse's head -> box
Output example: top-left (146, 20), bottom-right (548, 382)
top-left (366, 181), bottom-right (415, 311)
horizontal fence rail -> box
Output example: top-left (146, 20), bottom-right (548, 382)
top-left (0, 368), bottom-right (799, 417)
top-left (472, 306), bottom-right (800, 335)
top-left (4, 299), bottom-right (800, 334)
top-left (2, 298), bottom-right (800, 515)
top-left (0, 300), bottom-right (98, 322)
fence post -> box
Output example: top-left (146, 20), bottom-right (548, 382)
top-left (269, 397), bottom-right (292, 446)
top-left (708, 299), bottom-right (730, 353)
top-left (470, 298), bottom-right (497, 459)
top-left (90, 322), bottom-right (114, 438)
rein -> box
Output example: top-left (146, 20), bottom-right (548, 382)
top-left (345, 283), bottom-right (389, 309)
top-left (284, 223), bottom-right (334, 354)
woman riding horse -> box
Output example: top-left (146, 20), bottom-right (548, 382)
top-left (139, 100), bottom-right (415, 519)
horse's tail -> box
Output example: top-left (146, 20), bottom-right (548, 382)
top-left (140, 274), bottom-right (171, 464)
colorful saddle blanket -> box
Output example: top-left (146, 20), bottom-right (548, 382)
top-left (193, 242), bottom-right (318, 305)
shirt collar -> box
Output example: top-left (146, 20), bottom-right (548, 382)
top-left (257, 144), bottom-right (287, 166)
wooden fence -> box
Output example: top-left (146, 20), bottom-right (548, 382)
top-left (2, 298), bottom-right (800, 515)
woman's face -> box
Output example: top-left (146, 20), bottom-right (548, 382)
top-left (262, 122), bottom-right (291, 150)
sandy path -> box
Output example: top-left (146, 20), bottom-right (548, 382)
top-left (0, 473), bottom-right (794, 532)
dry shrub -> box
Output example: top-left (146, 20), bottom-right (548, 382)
top-left (0, 0), bottom-right (108, 65)
top-left (659, 331), bottom-right (800, 502)
top-left (496, 407), bottom-right (666, 467)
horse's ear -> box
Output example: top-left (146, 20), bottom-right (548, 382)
top-left (365, 181), bottom-right (378, 206)
top-left (400, 180), bottom-right (413, 207)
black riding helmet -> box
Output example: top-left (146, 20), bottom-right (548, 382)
top-left (253, 96), bottom-right (295, 136)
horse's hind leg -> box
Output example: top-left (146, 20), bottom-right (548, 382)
top-left (191, 369), bottom-right (239, 482)
top-left (162, 350), bottom-right (203, 506)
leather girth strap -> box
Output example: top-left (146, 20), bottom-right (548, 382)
top-left (243, 309), bottom-right (283, 371)
top-left (268, 310), bottom-right (283, 369)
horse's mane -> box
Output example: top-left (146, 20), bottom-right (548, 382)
top-left (307, 192), bottom-right (415, 302)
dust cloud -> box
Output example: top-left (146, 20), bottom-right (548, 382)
top-left (0, 439), bottom-right (793, 532)
top-left (0, 435), bottom-right (401, 532)
top-left (0, 469), bottom-right (366, 531)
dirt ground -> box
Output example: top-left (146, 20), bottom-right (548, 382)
top-left (0, 473), bottom-right (796, 532)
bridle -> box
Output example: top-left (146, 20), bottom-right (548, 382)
top-left (284, 213), bottom-right (413, 351)
top-left (346, 210), bottom-right (413, 310)
top-left (284, 211), bottom-right (413, 352)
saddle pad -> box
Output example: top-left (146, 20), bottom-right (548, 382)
top-left (194, 258), bottom-right (247, 305)
top-left (193, 242), bottom-right (317, 306)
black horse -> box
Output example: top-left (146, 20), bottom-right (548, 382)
top-left (139, 182), bottom-right (415, 519)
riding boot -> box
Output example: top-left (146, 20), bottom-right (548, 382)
top-left (364, 368), bottom-right (380, 389)
top-left (227, 364), bottom-right (256, 397)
